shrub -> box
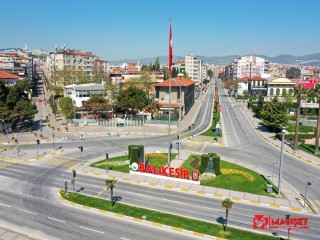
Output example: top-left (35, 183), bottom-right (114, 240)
top-left (200, 154), bottom-right (209, 174)
top-left (212, 155), bottom-right (221, 175)
top-left (128, 145), bottom-right (135, 160)
top-left (130, 147), bottom-right (140, 164)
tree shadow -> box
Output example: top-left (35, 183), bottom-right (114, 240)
top-left (112, 196), bottom-right (122, 202)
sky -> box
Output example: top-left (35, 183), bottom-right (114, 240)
top-left (1, 0), bottom-right (320, 61)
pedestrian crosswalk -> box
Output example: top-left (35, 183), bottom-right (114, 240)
top-left (36, 157), bottom-right (79, 168)
top-left (0, 158), bottom-right (19, 169)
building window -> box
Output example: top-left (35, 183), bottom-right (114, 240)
top-left (270, 88), bottom-right (274, 96)
top-left (276, 88), bottom-right (280, 96)
top-left (289, 89), bottom-right (293, 96)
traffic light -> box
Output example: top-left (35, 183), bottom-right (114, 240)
top-left (78, 146), bottom-right (83, 152)
top-left (37, 139), bottom-right (40, 145)
top-left (72, 170), bottom-right (76, 178)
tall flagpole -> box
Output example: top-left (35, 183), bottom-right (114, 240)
top-left (168, 19), bottom-right (173, 166)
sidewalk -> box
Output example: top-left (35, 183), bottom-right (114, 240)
top-left (73, 148), bottom-right (305, 213)
top-left (241, 105), bottom-right (320, 167)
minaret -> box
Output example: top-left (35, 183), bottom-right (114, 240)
top-left (137, 56), bottom-right (140, 71)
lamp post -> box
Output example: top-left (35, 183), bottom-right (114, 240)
top-left (304, 181), bottom-right (312, 208)
top-left (177, 73), bottom-right (183, 160)
top-left (168, 76), bottom-right (172, 166)
top-left (285, 215), bottom-right (290, 239)
top-left (277, 128), bottom-right (287, 197)
top-left (143, 109), bottom-right (146, 165)
top-left (52, 127), bottom-right (55, 150)
top-left (272, 162), bottom-right (278, 184)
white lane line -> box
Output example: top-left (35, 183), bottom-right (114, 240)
top-left (47, 216), bottom-right (66, 223)
top-left (19, 209), bottom-right (38, 215)
top-left (0, 203), bottom-right (11, 208)
top-left (121, 237), bottom-right (131, 240)
top-left (79, 226), bottom-right (104, 234)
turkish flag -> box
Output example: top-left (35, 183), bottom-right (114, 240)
top-left (169, 21), bottom-right (173, 75)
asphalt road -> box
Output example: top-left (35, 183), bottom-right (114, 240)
top-left (2, 79), bottom-right (320, 239)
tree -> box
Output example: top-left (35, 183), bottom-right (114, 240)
top-left (154, 57), bottom-right (160, 71)
top-left (260, 97), bottom-right (288, 132)
top-left (255, 95), bottom-right (264, 118)
top-left (12, 99), bottom-right (37, 121)
top-left (58, 97), bottom-right (74, 127)
top-left (145, 100), bottom-right (160, 119)
top-left (293, 85), bottom-right (309, 151)
top-left (92, 61), bottom-right (108, 84)
top-left (242, 90), bottom-right (249, 99)
top-left (117, 86), bottom-right (149, 114)
top-left (84, 95), bottom-right (110, 118)
top-left (105, 79), bottom-right (119, 117)
top-left (105, 178), bottom-right (117, 207)
top-left (0, 82), bottom-right (9, 103)
top-left (221, 198), bottom-right (233, 231)
top-left (207, 69), bottom-right (213, 79)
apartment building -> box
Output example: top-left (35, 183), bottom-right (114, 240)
top-left (185, 54), bottom-right (201, 85)
top-left (232, 55), bottom-right (269, 79)
top-left (45, 48), bottom-right (109, 80)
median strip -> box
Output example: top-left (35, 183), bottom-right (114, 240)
top-left (60, 190), bottom-right (277, 240)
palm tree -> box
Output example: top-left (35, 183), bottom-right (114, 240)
top-left (105, 178), bottom-right (117, 206)
top-left (293, 84), bottom-right (308, 151)
top-left (221, 198), bottom-right (233, 231)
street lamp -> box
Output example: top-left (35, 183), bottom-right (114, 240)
top-left (52, 127), bottom-right (55, 150)
top-left (78, 146), bottom-right (83, 165)
top-left (285, 215), bottom-right (290, 239)
top-left (142, 109), bottom-right (146, 165)
top-left (272, 162), bottom-right (278, 184)
top-left (177, 73), bottom-right (183, 160)
top-left (277, 128), bottom-right (287, 197)
top-left (304, 181), bottom-right (312, 208)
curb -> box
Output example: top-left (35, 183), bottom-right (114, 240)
top-left (0, 225), bottom-right (42, 239)
top-left (58, 192), bottom-right (225, 240)
top-left (75, 169), bottom-right (307, 214)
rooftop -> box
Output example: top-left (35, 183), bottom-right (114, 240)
top-left (155, 77), bottom-right (195, 87)
top-left (65, 83), bottom-right (105, 91)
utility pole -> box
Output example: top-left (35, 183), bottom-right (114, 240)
top-left (277, 128), bottom-right (287, 197)
top-left (78, 146), bottom-right (83, 165)
top-left (36, 139), bottom-right (40, 157)
top-left (177, 73), bottom-right (183, 160)
top-left (304, 181), bottom-right (312, 208)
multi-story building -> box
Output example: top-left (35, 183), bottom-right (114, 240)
top-left (45, 48), bottom-right (109, 80)
top-left (172, 60), bottom-right (185, 73)
top-left (224, 64), bottom-right (233, 79)
top-left (232, 55), bottom-right (269, 79)
top-left (154, 77), bottom-right (195, 116)
top-left (185, 54), bottom-right (201, 84)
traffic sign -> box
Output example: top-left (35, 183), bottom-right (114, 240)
top-left (215, 128), bottom-right (220, 134)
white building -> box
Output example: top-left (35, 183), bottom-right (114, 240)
top-left (64, 83), bottom-right (106, 107)
top-left (185, 54), bottom-right (201, 85)
top-left (232, 55), bottom-right (269, 79)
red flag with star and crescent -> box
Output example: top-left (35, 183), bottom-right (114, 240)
top-left (169, 21), bottom-right (173, 75)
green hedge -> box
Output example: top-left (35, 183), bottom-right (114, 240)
top-left (130, 147), bottom-right (140, 164)
top-left (212, 155), bottom-right (221, 175)
top-left (275, 133), bottom-right (315, 142)
top-left (128, 145), bottom-right (135, 160)
top-left (200, 154), bottom-right (209, 174)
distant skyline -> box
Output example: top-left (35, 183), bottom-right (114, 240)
top-left (1, 0), bottom-right (320, 61)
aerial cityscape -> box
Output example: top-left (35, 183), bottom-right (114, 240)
top-left (0, 0), bottom-right (320, 240)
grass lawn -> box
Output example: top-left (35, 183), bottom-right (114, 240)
top-left (90, 155), bottom-right (130, 173)
top-left (182, 155), bottom-right (277, 196)
top-left (286, 123), bottom-right (315, 133)
top-left (60, 191), bottom-right (276, 240)
top-left (90, 153), bottom-right (177, 173)
top-left (298, 144), bottom-right (320, 157)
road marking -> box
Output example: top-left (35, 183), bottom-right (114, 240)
top-left (308, 199), bottom-right (319, 212)
top-left (79, 226), bottom-right (104, 234)
top-left (47, 216), bottom-right (66, 223)
top-left (199, 144), bottom-right (206, 153)
top-left (19, 209), bottom-right (38, 215)
top-left (120, 237), bottom-right (131, 240)
top-left (0, 203), bottom-right (11, 208)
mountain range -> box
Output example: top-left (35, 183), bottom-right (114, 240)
top-left (109, 53), bottom-right (320, 67)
